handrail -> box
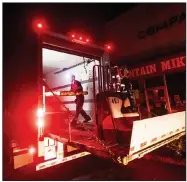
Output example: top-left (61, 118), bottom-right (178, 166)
top-left (42, 80), bottom-right (72, 142)
top-left (42, 81), bottom-right (69, 111)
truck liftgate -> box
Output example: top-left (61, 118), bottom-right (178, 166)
top-left (36, 67), bottom-right (185, 170)
top-left (11, 22), bottom-right (186, 172)
top-left (36, 88), bottom-right (185, 170)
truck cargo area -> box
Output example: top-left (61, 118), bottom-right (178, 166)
top-left (42, 47), bottom-right (100, 124)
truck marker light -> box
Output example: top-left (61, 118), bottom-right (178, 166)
top-left (86, 39), bottom-right (89, 42)
top-left (71, 34), bottom-right (75, 38)
top-left (105, 44), bottom-right (112, 50)
top-left (79, 37), bottom-right (82, 40)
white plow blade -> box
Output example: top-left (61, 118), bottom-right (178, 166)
top-left (129, 111), bottom-right (186, 155)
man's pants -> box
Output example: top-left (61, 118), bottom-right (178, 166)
top-left (74, 96), bottom-right (90, 121)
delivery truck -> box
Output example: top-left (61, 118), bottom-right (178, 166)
top-left (4, 20), bottom-right (185, 174)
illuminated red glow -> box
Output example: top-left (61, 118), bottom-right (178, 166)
top-left (37, 23), bottom-right (43, 28)
top-left (105, 44), bottom-right (112, 50)
top-left (32, 18), bottom-right (47, 33)
top-left (69, 31), bottom-right (91, 43)
top-left (38, 118), bottom-right (44, 127)
top-left (29, 147), bottom-right (35, 154)
top-left (37, 108), bottom-right (44, 117)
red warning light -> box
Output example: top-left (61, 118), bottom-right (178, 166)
top-left (71, 34), bottom-right (75, 38)
top-left (32, 18), bottom-right (47, 33)
top-left (105, 44), bottom-right (112, 51)
top-left (79, 37), bottom-right (82, 40)
top-left (86, 39), bottom-right (89, 42)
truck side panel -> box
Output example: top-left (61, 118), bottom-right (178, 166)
top-left (4, 34), bottom-right (39, 148)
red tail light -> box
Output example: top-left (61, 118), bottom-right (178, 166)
top-left (37, 108), bottom-right (44, 117)
top-left (29, 147), bottom-right (35, 154)
top-left (37, 118), bottom-right (44, 127)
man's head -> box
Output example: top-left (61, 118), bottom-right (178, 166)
top-left (71, 74), bottom-right (75, 82)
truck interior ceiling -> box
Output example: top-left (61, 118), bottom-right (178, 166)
top-left (42, 48), bottom-right (100, 133)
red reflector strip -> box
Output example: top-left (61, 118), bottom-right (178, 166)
top-left (36, 152), bottom-right (90, 171)
top-left (51, 162), bottom-right (56, 166)
top-left (62, 158), bottom-right (67, 162)
top-left (80, 153), bottom-right (85, 157)
top-left (176, 129), bottom-right (180, 132)
top-left (151, 138), bottom-right (157, 143)
top-left (161, 134), bottom-right (166, 138)
top-left (39, 165), bottom-right (46, 170)
top-left (169, 131), bottom-right (173, 135)
top-left (140, 142), bottom-right (147, 148)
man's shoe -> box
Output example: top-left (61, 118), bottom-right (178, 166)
top-left (83, 116), bottom-right (91, 123)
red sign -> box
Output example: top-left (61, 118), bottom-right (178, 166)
top-left (129, 56), bottom-right (186, 79)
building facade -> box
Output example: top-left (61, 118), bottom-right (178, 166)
top-left (105, 3), bottom-right (186, 116)
top-left (105, 3), bottom-right (185, 65)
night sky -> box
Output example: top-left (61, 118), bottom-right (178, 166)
top-left (3, 3), bottom-right (136, 58)
top-left (3, 3), bottom-right (137, 108)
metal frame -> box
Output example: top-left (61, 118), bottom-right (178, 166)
top-left (144, 74), bottom-right (172, 117)
top-left (93, 65), bottom-right (111, 124)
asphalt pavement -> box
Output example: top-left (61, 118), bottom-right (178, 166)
top-left (5, 153), bottom-right (186, 181)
